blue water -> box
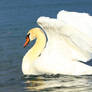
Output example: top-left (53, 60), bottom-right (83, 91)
top-left (1, 0), bottom-right (92, 92)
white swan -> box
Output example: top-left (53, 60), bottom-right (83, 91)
top-left (22, 10), bottom-right (92, 75)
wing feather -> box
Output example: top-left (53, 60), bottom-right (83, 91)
top-left (37, 10), bottom-right (92, 62)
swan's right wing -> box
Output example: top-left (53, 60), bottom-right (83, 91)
top-left (57, 10), bottom-right (92, 38)
top-left (57, 10), bottom-right (92, 53)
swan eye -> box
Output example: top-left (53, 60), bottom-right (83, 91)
top-left (26, 33), bottom-right (30, 39)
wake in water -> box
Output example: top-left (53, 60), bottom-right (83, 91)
top-left (23, 74), bottom-right (92, 92)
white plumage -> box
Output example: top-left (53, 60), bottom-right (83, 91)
top-left (37, 10), bottom-right (92, 62)
top-left (22, 10), bottom-right (92, 75)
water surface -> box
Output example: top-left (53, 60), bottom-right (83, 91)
top-left (0, 0), bottom-right (92, 92)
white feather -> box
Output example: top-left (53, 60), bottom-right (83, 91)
top-left (37, 10), bottom-right (92, 62)
top-left (22, 10), bottom-right (92, 75)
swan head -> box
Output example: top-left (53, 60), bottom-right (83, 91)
top-left (24, 27), bottom-right (42, 47)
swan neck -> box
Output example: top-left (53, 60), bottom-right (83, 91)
top-left (25, 30), bottom-right (46, 61)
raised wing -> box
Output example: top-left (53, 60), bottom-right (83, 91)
top-left (37, 10), bottom-right (92, 62)
top-left (57, 10), bottom-right (92, 38)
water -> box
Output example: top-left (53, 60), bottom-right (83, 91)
top-left (0, 0), bottom-right (92, 92)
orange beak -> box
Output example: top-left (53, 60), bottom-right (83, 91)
top-left (24, 36), bottom-right (30, 48)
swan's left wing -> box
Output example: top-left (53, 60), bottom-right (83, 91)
top-left (37, 10), bottom-right (92, 62)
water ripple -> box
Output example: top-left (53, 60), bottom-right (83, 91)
top-left (22, 74), bottom-right (92, 92)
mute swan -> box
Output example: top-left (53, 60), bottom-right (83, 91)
top-left (22, 10), bottom-right (92, 75)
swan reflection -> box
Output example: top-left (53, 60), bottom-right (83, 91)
top-left (23, 75), bottom-right (92, 92)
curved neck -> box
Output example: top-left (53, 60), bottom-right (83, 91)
top-left (24, 30), bottom-right (46, 62)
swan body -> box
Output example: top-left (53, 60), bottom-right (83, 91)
top-left (22, 10), bottom-right (92, 75)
